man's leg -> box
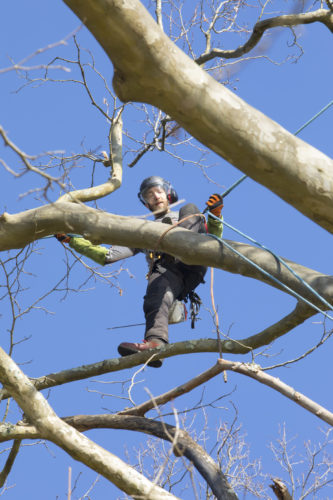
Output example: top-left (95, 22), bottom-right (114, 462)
top-left (143, 268), bottom-right (183, 343)
top-left (117, 268), bottom-right (183, 367)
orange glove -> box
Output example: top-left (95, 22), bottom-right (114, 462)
top-left (206, 194), bottom-right (223, 217)
top-left (54, 233), bottom-right (71, 244)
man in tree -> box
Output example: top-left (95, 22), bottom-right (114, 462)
top-left (56, 176), bottom-right (223, 367)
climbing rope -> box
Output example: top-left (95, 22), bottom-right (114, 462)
top-left (221, 218), bottom-right (333, 313)
top-left (207, 212), bottom-right (333, 321)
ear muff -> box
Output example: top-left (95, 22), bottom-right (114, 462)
top-left (166, 185), bottom-right (178, 204)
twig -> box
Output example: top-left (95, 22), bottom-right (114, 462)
top-left (0, 439), bottom-right (22, 487)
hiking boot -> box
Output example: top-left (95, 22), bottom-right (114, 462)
top-left (117, 339), bottom-right (165, 368)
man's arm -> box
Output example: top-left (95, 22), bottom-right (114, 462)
top-left (207, 214), bottom-right (223, 238)
top-left (205, 194), bottom-right (223, 238)
top-left (67, 237), bottom-right (137, 265)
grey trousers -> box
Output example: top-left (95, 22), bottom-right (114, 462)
top-left (143, 203), bottom-right (206, 343)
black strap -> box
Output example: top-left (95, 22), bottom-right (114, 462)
top-left (184, 291), bottom-right (202, 329)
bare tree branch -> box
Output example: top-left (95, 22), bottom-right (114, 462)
top-left (0, 126), bottom-right (65, 187)
top-left (0, 27), bottom-right (81, 75)
top-left (195, 8), bottom-right (333, 65)
top-left (218, 359), bottom-right (333, 427)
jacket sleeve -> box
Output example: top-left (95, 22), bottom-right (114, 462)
top-left (207, 214), bottom-right (223, 238)
top-left (69, 237), bottom-right (137, 265)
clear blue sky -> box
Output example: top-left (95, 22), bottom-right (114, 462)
top-left (0, 1), bottom-right (332, 498)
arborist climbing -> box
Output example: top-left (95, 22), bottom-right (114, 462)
top-left (55, 176), bottom-right (223, 367)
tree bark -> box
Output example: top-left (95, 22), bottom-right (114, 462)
top-left (1, 203), bottom-right (332, 309)
top-left (0, 414), bottom-right (238, 500)
top-left (62, 0), bottom-right (333, 233)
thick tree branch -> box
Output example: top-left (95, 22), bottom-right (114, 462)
top-left (62, 0), bottom-right (333, 233)
top-left (1, 203), bottom-right (332, 311)
top-left (195, 9), bottom-right (333, 64)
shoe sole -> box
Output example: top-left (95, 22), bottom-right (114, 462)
top-left (118, 345), bottom-right (163, 368)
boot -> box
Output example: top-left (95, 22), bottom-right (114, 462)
top-left (117, 338), bottom-right (165, 368)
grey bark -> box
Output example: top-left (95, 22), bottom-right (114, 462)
top-left (1, 203), bottom-right (332, 308)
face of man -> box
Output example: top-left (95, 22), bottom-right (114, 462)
top-left (143, 186), bottom-right (169, 215)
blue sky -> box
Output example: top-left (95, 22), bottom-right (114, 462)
top-left (0, 1), bottom-right (333, 498)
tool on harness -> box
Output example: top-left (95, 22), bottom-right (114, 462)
top-left (168, 300), bottom-right (188, 324)
top-left (184, 291), bottom-right (202, 329)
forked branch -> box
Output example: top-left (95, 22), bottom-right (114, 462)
top-left (57, 111), bottom-right (123, 203)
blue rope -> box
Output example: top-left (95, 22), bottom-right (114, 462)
top-left (207, 214), bottom-right (333, 321)
top-left (293, 99), bottom-right (333, 136)
top-left (221, 218), bottom-right (333, 313)
top-left (222, 99), bottom-right (333, 198)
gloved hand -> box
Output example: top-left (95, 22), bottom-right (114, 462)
top-left (205, 194), bottom-right (223, 217)
top-left (54, 233), bottom-right (71, 244)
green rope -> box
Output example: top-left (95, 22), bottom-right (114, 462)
top-left (222, 99), bottom-right (333, 198)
